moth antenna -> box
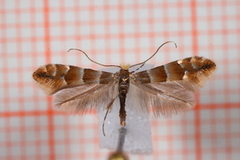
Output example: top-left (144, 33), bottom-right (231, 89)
top-left (68, 48), bottom-right (121, 68)
top-left (129, 41), bottom-right (177, 70)
top-left (130, 62), bottom-right (145, 74)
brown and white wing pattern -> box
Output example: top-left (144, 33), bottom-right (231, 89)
top-left (33, 64), bottom-right (118, 113)
top-left (130, 56), bottom-right (216, 116)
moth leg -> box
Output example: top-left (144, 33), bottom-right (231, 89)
top-left (102, 95), bottom-right (119, 136)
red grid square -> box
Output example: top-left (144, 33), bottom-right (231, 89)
top-left (0, 1), bottom-right (239, 160)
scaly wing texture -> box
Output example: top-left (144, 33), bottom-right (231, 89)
top-left (53, 83), bottom-right (118, 113)
top-left (32, 64), bottom-right (118, 113)
top-left (130, 56), bottom-right (216, 116)
top-left (127, 81), bottom-right (196, 116)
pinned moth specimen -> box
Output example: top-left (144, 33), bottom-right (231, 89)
top-left (33, 41), bottom-right (216, 131)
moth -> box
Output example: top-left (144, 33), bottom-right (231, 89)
top-left (33, 42), bottom-right (216, 129)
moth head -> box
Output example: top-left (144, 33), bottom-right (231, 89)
top-left (120, 64), bottom-right (130, 70)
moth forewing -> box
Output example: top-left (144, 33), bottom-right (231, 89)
top-left (179, 56), bottom-right (216, 86)
top-left (32, 64), bottom-right (71, 95)
top-left (129, 56), bottom-right (216, 117)
top-left (33, 63), bottom-right (119, 113)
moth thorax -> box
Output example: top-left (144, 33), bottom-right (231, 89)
top-left (119, 69), bottom-right (130, 94)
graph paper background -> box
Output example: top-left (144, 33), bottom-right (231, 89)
top-left (0, 0), bottom-right (240, 160)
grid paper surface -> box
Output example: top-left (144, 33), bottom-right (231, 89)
top-left (0, 0), bottom-right (240, 160)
